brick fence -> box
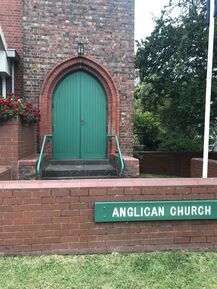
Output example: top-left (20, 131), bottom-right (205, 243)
top-left (0, 167), bottom-right (11, 181)
top-left (137, 151), bottom-right (217, 177)
top-left (0, 118), bottom-right (36, 179)
top-left (0, 178), bottom-right (217, 255)
top-left (191, 158), bottom-right (217, 177)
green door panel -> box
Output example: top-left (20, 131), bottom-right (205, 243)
top-left (80, 72), bottom-right (107, 159)
top-left (53, 72), bottom-right (81, 159)
top-left (52, 71), bottom-right (107, 160)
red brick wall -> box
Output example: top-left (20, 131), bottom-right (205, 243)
top-left (0, 118), bottom-right (20, 167)
top-left (191, 158), bottom-right (217, 177)
top-left (138, 152), bottom-right (213, 177)
top-left (0, 0), bottom-right (23, 96)
top-left (18, 122), bottom-right (36, 159)
top-left (23, 0), bottom-right (134, 155)
top-left (0, 178), bottom-right (217, 255)
top-left (0, 118), bottom-right (36, 178)
top-left (0, 167), bottom-right (11, 180)
top-left (39, 56), bottom-right (120, 156)
top-left (123, 155), bottom-right (139, 177)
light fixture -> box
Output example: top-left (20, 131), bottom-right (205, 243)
top-left (77, 42), bottom-right (84, 55)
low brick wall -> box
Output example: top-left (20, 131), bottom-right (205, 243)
top-left (191, 158), bottom-right (217, 177)
top-left (0, 178), bottom-right (217, 255)
top-left (18, 155), bottom-right (38, 180)
top-left (137, 152), bottom-right (217, 177)
top-left (0, 167), bottom-right (11, 180)
top-left (123, 155), bottom-right (139, 177)
top-left (0, 118), bottom-right (36, 179)
top-left (18, 122), bottom-right (36, 159)
top-left (137, 151), bottom-right (203, 177)
top-left (111, 154), bottom-right (139, 177)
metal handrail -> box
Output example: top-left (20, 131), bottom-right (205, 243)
top-left (36, 134), bottom-right (52, 177)
top-left (107, 135), bottom-right (125, 176)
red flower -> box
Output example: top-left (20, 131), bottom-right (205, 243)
top-left (13, 104), bottom-right (18, 112)
top-left (2, 107), bottom-right (8, 113)
top-left (26, 102), bottom-right (32, 110)
top-left (6, 98), bottom-right (13, 107)
top-left (20, 112), bottom-right (28, 117)
top-left (0, 95), bottom-right (40, 123)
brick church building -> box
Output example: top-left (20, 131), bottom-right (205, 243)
top-left (0, 0), bottom-right (139, 179)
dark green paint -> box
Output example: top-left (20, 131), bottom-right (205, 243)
top-left (94, 200), bottom-right (217, 222)
top-left (52, 71), bottom-right (107, 160)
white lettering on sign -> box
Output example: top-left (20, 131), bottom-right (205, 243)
top-left (112, 207), bottom-right (119, 218)
top-left (144, 207), bottom-right (150, 216)
top-left (120, 207), bottom-right (126, 217)
top-left (205, 206), bottom-right (212, 215)
top-left (169, 205), bottom-right (211, 216)
top-left (112, 206), bottom-right (165, 218)
top-left (111, 205), bottom-right (212, 219)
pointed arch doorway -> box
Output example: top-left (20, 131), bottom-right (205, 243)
top-left (39, 56), bottom-right (120, 159)
top-left (52, 70), bottom-right (107, 160)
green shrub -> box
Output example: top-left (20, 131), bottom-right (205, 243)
top-left (133, 110), bottom-right (164, 150)
top-left (159, 132), bottom-right (202, 152)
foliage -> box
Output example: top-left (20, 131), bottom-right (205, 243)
top-left (158, 131), bottom-right (202, 151)
top-left (133, 109), bottom-right (164, 150)
top-left (0, 253), bottom-right (217, 288)
top-left (0, 95), bottom-right (40, 123)
top-left (135, 0), bottom-right (217, 151)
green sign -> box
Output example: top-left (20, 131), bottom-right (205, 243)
top-left (94, 200), bottom-right (217, 223)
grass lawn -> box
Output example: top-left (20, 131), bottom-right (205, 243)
top-left (0, 252), bottom-right (217, 289)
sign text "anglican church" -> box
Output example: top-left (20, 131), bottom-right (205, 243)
top-left (94, 200), bottom-right (217, 223)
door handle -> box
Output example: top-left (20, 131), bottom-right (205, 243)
top-left (80, 119), bottom-right (85, 125)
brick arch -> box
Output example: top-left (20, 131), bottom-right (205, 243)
top-left (39, 55), bottom-right (120, 156)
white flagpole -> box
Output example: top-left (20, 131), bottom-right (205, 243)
top-left (202, 0), bottom-right (215, 178)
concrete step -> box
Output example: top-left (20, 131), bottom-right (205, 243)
top-left (48, 159), bottom-right (111, 165)
top-left (42, 175), bottom-right (119, 180)
top-left (42, 160), bottom-right (117, 179)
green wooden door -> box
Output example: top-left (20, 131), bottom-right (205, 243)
top-left (52, 71), bottom-right (107, 160)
